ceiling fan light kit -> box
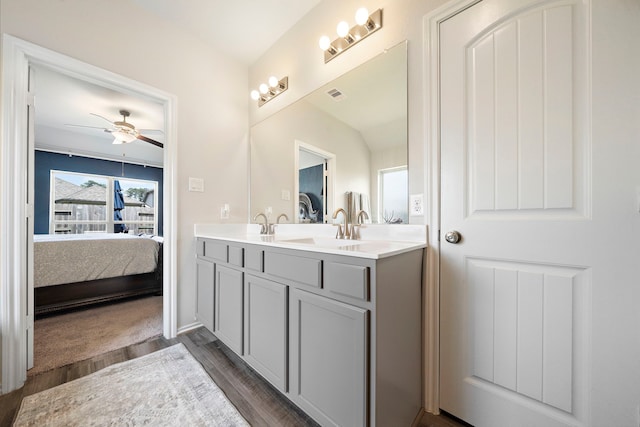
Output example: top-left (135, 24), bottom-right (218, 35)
top-left (112, 130), bottom-right (137, 144)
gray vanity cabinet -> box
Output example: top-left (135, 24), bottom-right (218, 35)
top-left (289, 288), bottom-right (368, 427)
top-left (196, 237), bottom-right (423, 427)
top-left (195, 258), bottom-right (215, 333)
top-left (243, 274), bottom-right (287, 392)
top-left (214, 264), bottom-right (244, 355)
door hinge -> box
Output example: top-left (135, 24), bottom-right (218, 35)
top-left (437, 230), bottom-right (441, 242)
top-left (27, 93), bottom-right (35, 107)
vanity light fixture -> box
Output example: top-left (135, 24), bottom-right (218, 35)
top-left (318, 8), bottom-right (383, 63)
top-left (250, 76), bottom-right (289, 107)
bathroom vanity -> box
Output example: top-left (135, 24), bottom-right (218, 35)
top-left (194, 224), bottom-right (426, 427)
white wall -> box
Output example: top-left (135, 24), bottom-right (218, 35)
top-left (0, 0), bottom-right (250, 332)
top-left (589, 1), bottom-right (640, 425)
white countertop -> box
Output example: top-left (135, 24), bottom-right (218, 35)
top-left (194, 223), bottom-right (427, 259)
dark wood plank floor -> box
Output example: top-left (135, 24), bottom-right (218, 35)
top-left (0, 327), bottom-right (467, 427)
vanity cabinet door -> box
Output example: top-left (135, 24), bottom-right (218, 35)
top-left (195, 258), bottom-right (214, 333)
top-left (243, 274), bottom-right (287, 392)
top-left (289, 288), bottom-right (368, 427)
top-left (214, 264), bottom-right (244, 355)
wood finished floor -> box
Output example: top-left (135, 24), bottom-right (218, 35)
top-left (0, 327), bottom-right (467, 427)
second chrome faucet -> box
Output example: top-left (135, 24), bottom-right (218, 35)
top-left (253, 212), bottom-right (289, 235)
top-left (332, 208), bottom-right (369, 240)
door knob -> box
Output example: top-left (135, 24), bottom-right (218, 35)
top-left (444, 230), bottom-right (461, 244)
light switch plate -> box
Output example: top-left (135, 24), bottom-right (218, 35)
top-left (281, 190), bottom-right (291, 201)
top-left (188, 177), bottom-right (204, 192)
top-left (410, 193), bottom-right (424, 216)
top-left (220, 204), bottom-right (229, 219)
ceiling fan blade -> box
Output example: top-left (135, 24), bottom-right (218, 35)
top-left (138, 129), bottom-right (165, 135)
top-left (89, 113), bottom-right (115, 126)
top-left (137, 134), bottom-right (164, 148)
top-left (65, 124), bottom-right (111, 131)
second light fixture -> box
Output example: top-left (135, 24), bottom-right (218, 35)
top-left (250, 76), bottom-right (289, 107)
top-left (318, 8), bottom-right (383, 63)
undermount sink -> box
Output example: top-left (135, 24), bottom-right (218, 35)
top-left (279, 237), bottom-right (367, 248)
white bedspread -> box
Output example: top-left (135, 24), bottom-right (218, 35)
top-left (34, 233), bottom-right (162, 288)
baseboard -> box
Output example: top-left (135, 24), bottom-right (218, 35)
top-left (412, 408), bottom-right (426, 427)
top-left (177, 322), bottom-right (202, 335)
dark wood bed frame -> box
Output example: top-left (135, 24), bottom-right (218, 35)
top-left (34, 272), bottom-right (162, 316)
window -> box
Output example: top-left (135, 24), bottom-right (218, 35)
top-left (378, 166), bottom-right (408, 224)
top-left (50, 171), bottom-right (158, 235)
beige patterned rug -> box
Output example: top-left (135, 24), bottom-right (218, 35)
top-left (14, 344), bottom-right (249, 426)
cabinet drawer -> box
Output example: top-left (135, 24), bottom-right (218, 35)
top-left (228, 245), bottom-right (244, 267)
top-left (264, 252), bottom-right (322, 288)
top-left (199, 239), bottom-right (227, 262)
top-left (245, 247), bottom-right (264, 272)
top-left (325, 261), bottom-right (370, 301)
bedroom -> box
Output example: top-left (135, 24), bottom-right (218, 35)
top-left (1, 0), bottom-right (639, 426)
top-left (26, 64), bottom-right (166, 373)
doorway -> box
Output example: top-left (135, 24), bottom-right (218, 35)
top-left (294, 140), bottom-right (335, 224)
top-left (1, 35), bottom-right (177, 393)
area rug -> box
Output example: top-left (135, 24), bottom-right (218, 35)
top-left (31, 296), bottom-right (162, 375)
top-left (14, 343), bottom-right (249, 426)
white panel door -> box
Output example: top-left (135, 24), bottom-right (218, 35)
top-left (439, 1), bottom-right (591, 426)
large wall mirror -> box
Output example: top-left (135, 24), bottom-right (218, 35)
top-left (250, 41), bottom-right (407, 225)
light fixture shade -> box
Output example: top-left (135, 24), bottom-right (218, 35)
top-left (319, 35), bottom-right (331, 51)
top-left (259, 83), bottom-right (269, 94)
top-left (112, 130), bottom-right (137, 144)
top-left (355, 7), bottom-right (369, 25)
top-left (336, 21), bottom-right (350, 38)
top-left (268, 76), bottom-right (279, 87)
top-left (250, 90), bottom-right (260, 101)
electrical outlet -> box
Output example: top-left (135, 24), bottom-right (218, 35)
top-left (281, 190), bottom-right (291, 201)
top-left (410, 194), bottom-right (424, 216)
top-left (265, 206), bottom-right (273, 218)
top-left (220, 203), bottom-right (229, 219)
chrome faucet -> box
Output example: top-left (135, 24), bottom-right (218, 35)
top-left (253, 212), bottom-right (269, 235)
top-left (277, 213), bottom-right (289, 224)
top-left (351, 210), bottom-right (369, 240)
top-left (356, 210), bottom-right (369, 224)
top-left (332, 208), bottom-right (350, 239)
top-left (267, 213), bottom-right (289, 234)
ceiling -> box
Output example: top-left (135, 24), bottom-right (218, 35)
top-left (34, 0), bottom-right (321, 167)
top-left (132, 0), bottom-right (321, 65)
top-left (34, 65), bottom-right (166, 167)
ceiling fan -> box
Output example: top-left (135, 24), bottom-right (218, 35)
top-left (66, 110), bottom-right (164, 148)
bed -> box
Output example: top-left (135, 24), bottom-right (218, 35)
top-left (34, 233), bottom-right (163, 315)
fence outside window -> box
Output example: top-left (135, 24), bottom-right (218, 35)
top-left (50, 171), bottom-right (158, 235)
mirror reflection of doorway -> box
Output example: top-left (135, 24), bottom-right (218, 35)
top-left (295, 141), bottom-right (335, 224)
